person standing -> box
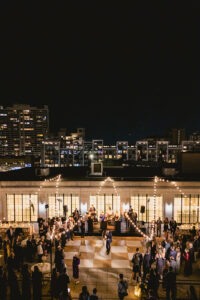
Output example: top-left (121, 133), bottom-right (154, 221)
top-left (133, 212), bottom-right (137, 224)
top-left (164, 217), bottom-right (169, 233)
top-left (183, 248), bottom-right (191, 276)
top-left (51, 268), bottom-right (59, 300)
top-left (88, 215), bottom-right (93, 235)
top-left (150, 239), bottom-right (157, 265)
top-left (187, 285), bottom-right (198, 300)
top-left (147, 269), bottom-right (159, 299)
top-left (58, 268), bottom-right (70, 299)
top-left (13, 237), bottom-right (23, 271)
top-left (101, 217), bottom-right (107, 238)
top-left (55, 245), bottom-right (65, 273)
top-left (118, 273), bottom-right (128, 300)
top-left (170, 218), bottom-right (177, 236)
top-left (193, 236), bottom-right (199, 262)
top-left (165, 266), bottom-right (176, 300)
top-left (156, 217), bottom-right (162, 237)
top-left (37, 241), bottom-right (44, 262)
top-left (128, 206), bottom-right (133, 228)
top-left (73, 254), bottom-right (80, 284)
top-left (0, 267), bottom-right (7, 300)
top-left (176, 246), bottom-right (181, 273)
top-left (8, 269), bottom-right (21, 300)
top-left (7, 251), bottom-right (16, 272)
top-left (6, 226), bottom-right (14, 245)
top-left (3, 237), bottom-right (10, 264)
top-left (79, 285), bottom-right (90, 300)
top-left (81, 218), bottom-right (85, 238)
top-left (189, 242), bottom-right (194, 272)
top-left (26, 235), bottom-right (33, 262)
top-left (22, 264), bottom-right (31, 300)
top-left (169, 245), bottom-right (177, 261)
top-left (32, 265), bottom-right (42, 300)
top-left (143, 248), bottom-right (151, 280)
top-left (156, 250), bottom-right (165, 279)
top-left (90, 288), bottom-right (99, 300)
top-left (105, 230), bottom-right (112, 255)
top-left (130, 248), bottom-right (143, 282)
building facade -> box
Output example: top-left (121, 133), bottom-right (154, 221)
top-left (42, 139), bottom-right (194, 167)
top-left (1, 179), bottom-right (200, 225)
top-left (0, 104), bottom-right (49, 157)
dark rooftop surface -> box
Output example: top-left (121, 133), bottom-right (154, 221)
top-left (0, 167), bottom-right (200, 181)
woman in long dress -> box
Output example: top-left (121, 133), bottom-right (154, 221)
top-left (176, 246), bottom-right (181, 273)
top-left (156, 250), bottom-right (165, 279)
top-left (73, 254), bottom-right (80, 284)
top-left (183, 248), bottom-right (190, 276)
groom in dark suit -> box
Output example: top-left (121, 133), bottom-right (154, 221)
top-left (105, 230), bottom-right (112, 255)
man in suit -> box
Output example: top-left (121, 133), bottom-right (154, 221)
top-left (131, 248), bottom-right (143, 282)
top-left (105, 230), bottom-right (112, 255)
top-left (165, 266), bottom-right (176, 300)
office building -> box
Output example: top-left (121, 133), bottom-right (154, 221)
top-left (0, 104), bottom-right (49, 157)
top-left (168, 128), bottom-right (186, 145)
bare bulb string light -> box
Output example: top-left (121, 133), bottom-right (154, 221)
top-left (35, 174), bottom-right (62, 195)
top-left (97, 177), bottom-right (152, 241)
top-left (157, 177), bottom-right (187, 198)
top-left (97, 176), bottom-right (119, 197)
top-left (126, 176), bottom-right (187, 241)
top-left (125, 213), bottom-right (151, 241)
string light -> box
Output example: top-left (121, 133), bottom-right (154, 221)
top-left (158, 177), bottom-right (187, 198)
top-left (148, 176), bottom-right (158, 240)
top-left (96, 177), bottom-right (152, 241)
top-left (97, 177), bottom-right (119, 197)
top-left (125, 213), bottom-right (151, 241)
top-left (124, 176), bottom-right (189, 242)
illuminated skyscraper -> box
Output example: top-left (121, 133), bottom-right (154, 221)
top-left (0, 104), bottom-right (49, 156)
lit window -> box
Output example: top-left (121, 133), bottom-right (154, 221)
top-left (7, 194), bottom-right (38, 222)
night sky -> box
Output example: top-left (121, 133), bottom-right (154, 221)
top-left (1, 4), bottom-right (199, 143)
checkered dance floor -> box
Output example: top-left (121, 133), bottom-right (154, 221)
top-left (64, 236), bottom-right (146, 269)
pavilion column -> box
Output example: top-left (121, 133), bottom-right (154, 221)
top-left (79, 190), bottom-right (89, 215)
top-left (0, 191), bottom-right (6, 220)
top-left (38, 192), bottom-right (47, 219)
top-left (119, 189), bottom-right (129, 214)
top-left (163, 191), bottom-right (174, 220)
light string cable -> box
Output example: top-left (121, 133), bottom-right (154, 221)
top-left (150, 176), bottom-right (158, 239)
top-left (35, 174), bottom-right (62, 237)
top-left (158, 177), bottom-right (187, 198)
top-left (45, 174), bottom-right (61, 237)
top-left (96, 176), bottom-right (153, 241)
top-left (35, 174), bottom-right (62, 196)
top-left (97, 176), bottom-right (119, 198)
top-left (125, 176), bottom-right (158, 241)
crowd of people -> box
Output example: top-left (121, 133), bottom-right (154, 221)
top-left (126, 211), bottom-right (200, 300)
top-left (0, 212), bottom-right (78, 299)
top-left (0, 206), bottom-right (200, 299)
top-left (0, 208), bottom-right (106, 299)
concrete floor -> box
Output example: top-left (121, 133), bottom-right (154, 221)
top-left (1, 235), bottom-right (200, 299)
top-left (63, 236), bottom-right (200, 299)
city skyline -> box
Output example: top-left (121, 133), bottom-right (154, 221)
top-left (1, 100), bottom-right (200, 143)
top-left (1, 4), bottom-right (199, 143)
